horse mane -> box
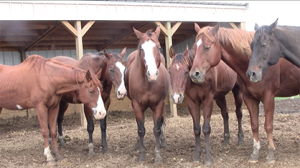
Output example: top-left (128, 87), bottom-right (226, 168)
top-left (172, 49), bottom-right (195, 68)
top-left (197, 27), bottom-right (255, 57)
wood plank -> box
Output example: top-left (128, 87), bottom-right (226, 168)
top-left (82, 21), bottom-right (95, 37)
top-left (240, 22), bottom-right (246, 30)
top-left (171, 22), bottom-right (182, 36)
top-left (229, 22), bottom-right (238, 29)
top-left (154, 22), bottom-right (168, 36)
top-left (61, 21), bottom-right (78, 37)
top-left (164, 22), bottom-right (177, 117)
top-left (22, 23), bottom-right (62, 51)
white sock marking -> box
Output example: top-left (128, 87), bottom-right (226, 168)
top-left (16, 104), bottom-right (23, 110)
top-left (196, 39), bottom-right (202, 48)
top-left (253, 139), bottom-right (261, 150)
top-left (92, 87), bottom-right (106, 119)
top-left (141, 40), bottom-right (158, 74)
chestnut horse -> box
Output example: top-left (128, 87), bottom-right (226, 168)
top-left (51, 48), bottom-right (127, 155)
top-left (246, 19), bottom-right (300, 82)
top-left (169, 46), bottom-right (244, 165)
top-left (190, 23), bottom-right (300, 163)
top-left (125, 26), bottom-right (169, 163)
top-left (0, 55), bottom-right (105, 165)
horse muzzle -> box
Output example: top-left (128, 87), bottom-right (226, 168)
top-left (189, 69), bottom-right (206, 84)
top-left (116, 86), bottom-right (127, 100)
top-left (146, 70), bottom-right (159, 82)
top-left (246, 69), bottom-right (262, 83)
top-left (172, 93), bottom-right (184, 104)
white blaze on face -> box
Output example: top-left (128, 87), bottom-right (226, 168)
top-left (92, 87), bottom-right (106, 120)
top-left (115, 61), bottom-right (127, 98)
top-left (16, 104), bottom-right (22, 110)
top-left (196, 39), bottom-right (202, 48)
top-left (141, 40), bottom-right (157, 77)
top-left (176, 64), bottom-right (180, 70)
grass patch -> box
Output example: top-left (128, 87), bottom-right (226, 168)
top-left (275, 95), bottom-right (299, 100)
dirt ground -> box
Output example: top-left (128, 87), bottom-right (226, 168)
top-left (0, 97), bottom-right (299, 168)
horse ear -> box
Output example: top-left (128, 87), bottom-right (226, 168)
top-left (269, 18), bottom-right (278, 33)
top-left (211, 23), bottom-right (220, 37)
top-left (154, 26), bottom-right (161, 37)
top-left (254, 23), bottom-right (260, 31)
top-left (96, 68), bottom-right (102, 79)
top-left (194, 23), bottom-right (201, 33)
top-left (104, 50), bottom-right (111, 59)
top-left (183, 45), bottom-right (189, 58)
top-left (133, 27), bottom-right (143, 39)
top-left (86, 70), bottom-right (92, 81)
top-left (169, 46), bottom-right (175, 59)
top-left (119, 47), bottom-right (127, 59)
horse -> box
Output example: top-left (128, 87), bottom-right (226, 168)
top-left (125, 26), bottom-right (169, 163)
top-left (246, 18), bottom-right (300, 82)
top-left (190, 23), bottom-right (300, 164)
top-left (51, 48), bottom-right (127, 155)
top-left (0, 55), bottom-right (106, 165)
top-left (169, 46), bottom-right (244, 165)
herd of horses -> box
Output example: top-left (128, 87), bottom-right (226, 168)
top-left (0, 19), bottom-right (299, 166)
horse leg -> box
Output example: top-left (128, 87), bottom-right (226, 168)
top-left (202, 93), bottom-right (214, 165)
top-left (84, 106), bottom-right (95, 156)
top-left (35, 105), bottom-right (56, 165)
top-left (151, 100), bottom-right (165, 163)
top-left (160, 124), bottom-right (167, 148)
top-left (243, 94), bottom-right (260, 163)
top-left (57, 101), bottom-right (69, 147)
top-left (132, 100), bottom-right (146, 162)
top-left (232, 85), bottom-right (244, 146)
top-left (262, 92), bottom-right (276, 163)
top-left (48, 104), bottom-right (63, 161)
top-left (215, 97), bottom-right (230, 146)
top-left (100, 98), bottom-right (110, 154)
top-left (186, 96), bottom-right (201, 162)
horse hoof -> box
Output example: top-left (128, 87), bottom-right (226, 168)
top-left (59, 141), bottom-right (66, 147)
top-left (249, 153), bottom-right (259, 163)
top-left (47, 160), bottom-right (56, 166)
top-left (238, 140), bottom-right (245, 146)
top-left (193, 158), bottom-right (200, 163)
top-left (88, 151), bottom-right (95, 157)
top-left (138, 156), bottom-right (146, 162)
top-left (204, 159), bottom-right (212, 166)
top-left (155, 157), bottom-right (163, 163)
top-left (54, 153), bottom-right (63, 161)
top-left (102, 148), bottom-right (109, 154)
top-left (266, 159), bottom-right (276, 164)
top-left (160, 142), bottom-right (167, 148)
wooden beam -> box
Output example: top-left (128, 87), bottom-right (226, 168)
top-left (240, 22), bottom-right (246, 30)
top-left (171, 22), bottom-right (182, 36)
top-left (154, 22), bottom-right (168, 36)
top-left (22, 23), bottom-right (61, 51)
top-left (61, 21), bottom-right (78, 37)
top-left (100, 22), bottom-right (150, 49)
top-left (81, 21), bottom-right (95, 37)
top-left (74, 21), bottom-right (86, 127)
top-left (229, 23), bottom-right (238, 29)
top-left (164, 22), bottom-right (177, 117)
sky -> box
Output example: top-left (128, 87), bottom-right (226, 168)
top-left (244, 1), bottom-right (300, 31)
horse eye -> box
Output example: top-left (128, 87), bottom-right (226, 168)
top-left (89, 90), bottom-right (93, 94)
top-left (262, 43), bottom-right (267, 47)
top-left (205, 46), bottom-right (211, 50)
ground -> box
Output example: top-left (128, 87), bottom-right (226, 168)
top-left (0, 97), bottom-right (299, 168)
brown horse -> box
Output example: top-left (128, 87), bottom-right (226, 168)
top-left (169, 46), bottom-right (244, 165)
top-left (190, 23), bottom-right (300, 163)
top-left (0, 55), bottom-right (105, 165)
top-left (51, 48), bottom-right (127, 155)
top-left (125, 26), bottom-right (169, 163)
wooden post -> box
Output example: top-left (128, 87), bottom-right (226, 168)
top-left (155, 21), bottom-right (181, 117)
top-left (240, 22), bottom-right (246, 30)
top-left (61, 20), bottom-right (95, 127)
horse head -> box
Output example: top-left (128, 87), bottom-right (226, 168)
top-left (169, 45), bottom-right (191, 104)
top-left (190, 23), bottom-right (221, 84)
top-left (104, 48), bottom-right (127, 100)
top-left (77, 69), bottom-right (106, 120)
top-left (133, 26), bottom-right (161, 82)
top-left (246, 19), bottom-right (280, 82)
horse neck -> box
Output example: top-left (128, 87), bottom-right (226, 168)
top-left (46, 63), bottom-right (84, 94)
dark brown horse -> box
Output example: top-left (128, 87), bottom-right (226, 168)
top-left (51, 48), bottom-right (127, 155)
top-left (169, 46), bottom-right (244, 165)
top-left (0, 55), bottom-right (105, 165)
top-left (190, 23), bottom-right (300, 163)
top-left (246, 19), bottom-right (300, 82)
top-left (125, 26), bottom-right (169, 163)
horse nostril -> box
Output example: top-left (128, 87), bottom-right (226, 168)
top-left (251, 72), bottom-right (256, 78)
top-left (156, 70), bottom-right (159, 76)
top-left (118, 91), bottom-right (120, 95)
top-left (194, 71), bottom-right (200, 78)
